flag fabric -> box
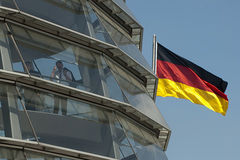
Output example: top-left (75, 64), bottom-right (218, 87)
top-left (156, 43), bottom-right (228, 115)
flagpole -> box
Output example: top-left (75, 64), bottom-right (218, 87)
top-left (152, 34), bottom-right (158, 101)
top-left (152, 34), bottom-right (157, 74)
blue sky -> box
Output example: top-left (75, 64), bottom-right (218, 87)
top-left (127, 0), bottom-right (240, 159)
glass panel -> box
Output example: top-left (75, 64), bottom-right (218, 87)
top-left (9, 24), bottom-right (106, 96)
top-left (98, 15), bottom-right (153, 73)
top-left (0, 82), bottom-right (36, 141)
top-left (99, 56), bottom-right (127, 102)
top-left (8, 37), bottom-right (26, 73)
top-left (15, 0), bottom-right (115, 45)
top-left (105, 57), bottom-right (169, 128)
top-left (6, 23), bottom-right (127, 102)
top-left (118, 114), bottom-right (168, 160)
top-left (0, 0), bottom-right (16, 9)
top-left (83, 1), bottom-right (115, 45)
top-left (0, 23), bottom-right (23, 72)
top-left (107, 112), bottom-right (137, 160)
top-left (106, 59), bottom-right (164, 124)
top-left (15, 0), bottom-right (89, 36)
top-left (17, 84), bottom-right (116, 158)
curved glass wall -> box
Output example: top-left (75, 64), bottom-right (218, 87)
top-left (0, 1), bottom-right (170, 159)
top-left (0, 0), bottom-right (153, 75)
top-left (1, 23), bottom-right (125, 103)
top-left (0, 81), bottom-right (167, 159)
top-left (14, 0), bottom-right (115, 45)
top-left (0, 21), bottom-right (169, 130)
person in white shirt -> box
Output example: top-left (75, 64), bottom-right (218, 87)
top-left (51, 60), bottom-right (73, 115)
top-left (51, 60), bottom-right (72, 82)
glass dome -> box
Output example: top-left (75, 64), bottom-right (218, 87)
top-left (0, 0), bottom-right (170, 160)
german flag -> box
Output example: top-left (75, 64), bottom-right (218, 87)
top-left (156, 43), bottom-right (228, 115)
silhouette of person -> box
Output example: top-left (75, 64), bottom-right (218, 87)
top-left (51, 60), bottom-right (73, 115)
top-left (51, 60), bottom-right (73, 82)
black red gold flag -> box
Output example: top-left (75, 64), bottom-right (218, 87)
top-left (156, 43), bottom-right (228, 115)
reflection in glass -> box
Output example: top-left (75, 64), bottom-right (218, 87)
top-left (99, 56), bottom-right (127, 102)
top-left (16, 84), bottom-right (141, 159)
top-left (84, 1), bottom-right (115, 44)
top-left (118, 115), bottom-right (168, 160)
top-left (9, 23), bottom-right (106, 95)
top-left (4, 23), bottom-right (127, 103)
top-left (17, 85), bottom-right (116, 158)
top-left (99, 15), bottom-right (153, 72)
top-left (15, 0), bottom-right (115, 45)
top-left (107, 112), bottom-right (136, 160)
top-left (0, 81), bottom-right (167, 159)
top-left (105, 57), bottom-right (167, 126)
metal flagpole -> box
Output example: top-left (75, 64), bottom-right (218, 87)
top-left (152, 34), bottom-right (157, 74)
top-left (152, 34), bottom-right (158, 101)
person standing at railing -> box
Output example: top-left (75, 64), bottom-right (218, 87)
top-left (51, 60), bottom-right (73, 115)
top-left (51, 60), bottom-right (73, 82)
